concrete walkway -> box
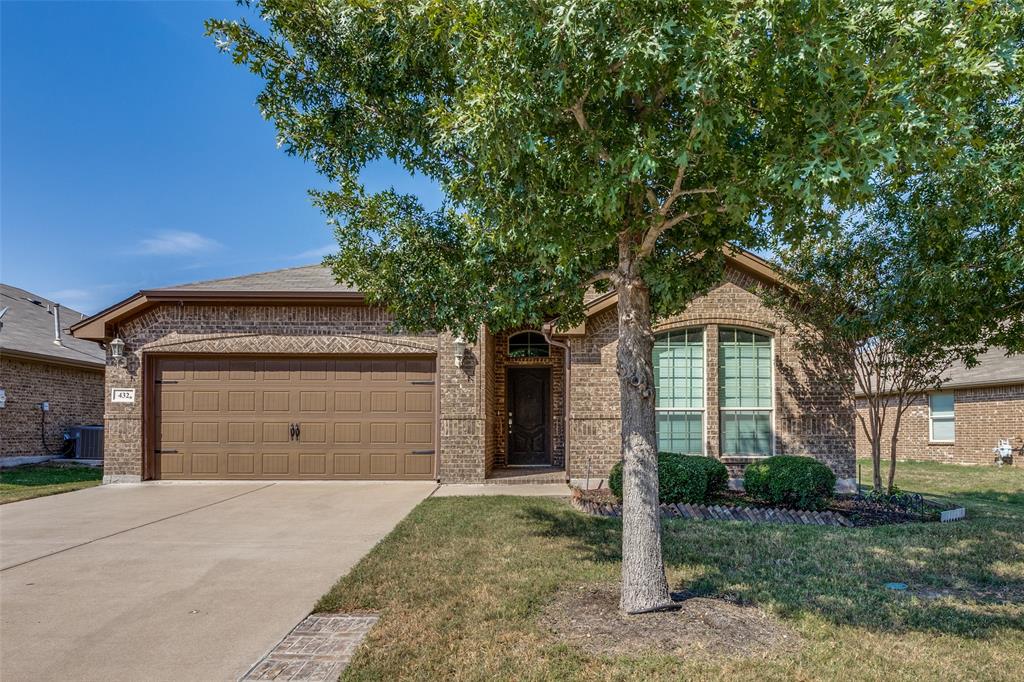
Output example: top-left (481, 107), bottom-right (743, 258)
top-left (0, 481), bottom-right (435, 682)
top-left (432, 483), bottom-right (571, 497)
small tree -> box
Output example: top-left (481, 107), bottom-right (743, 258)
top-left (209, 1), bottom-right (1021, 613)
top-left (765, 226), bottom-right (972, 493)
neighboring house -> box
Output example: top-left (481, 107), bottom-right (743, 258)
top-left (855, 349), bottom-right (1024, 467)
top-left (0, 284), bottom-right (105, 459)
top-left (71, 247), bottom-right (856, 488)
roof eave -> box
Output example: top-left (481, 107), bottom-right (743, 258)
top-left (70, 289), bottom-right (367, 342)
top-left (0, 347), bottom-right (105, 370)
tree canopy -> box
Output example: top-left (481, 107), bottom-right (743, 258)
top-left (209, 0), bottom-right (1022, 337)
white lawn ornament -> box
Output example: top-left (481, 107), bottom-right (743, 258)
top-left (993, 439), bottom-right (1014, 466)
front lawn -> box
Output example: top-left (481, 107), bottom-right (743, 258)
top-left (321, 460), bottom-right (1023, 680)
top-left (0, 463), bottom-right (102, 504)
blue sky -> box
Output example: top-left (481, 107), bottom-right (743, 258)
top-left (1, 0), bottom-right (441, 314)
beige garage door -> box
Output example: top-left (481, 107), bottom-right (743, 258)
top-left (153, 356), bottom-right (436, 480)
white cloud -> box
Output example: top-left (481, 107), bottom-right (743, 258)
top-left (292, 243), bottom-right (335, 261)
top-left (133, 230), bottom-right (221, 256)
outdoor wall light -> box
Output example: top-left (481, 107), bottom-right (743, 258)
top-left (453, 335), bottom-right (468, 368)
top-left (109, 337), bottom-right (127, 367)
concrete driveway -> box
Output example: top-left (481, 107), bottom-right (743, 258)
top-left (0, 481), bottom-right (436, 682)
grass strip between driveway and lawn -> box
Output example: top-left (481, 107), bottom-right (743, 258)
top-left (0, 464), bottom-right (102, 504)
top-left (319, 459), bottom-right (1024, 681)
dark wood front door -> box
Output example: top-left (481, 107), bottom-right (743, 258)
top-left (507, 367), bottom-right (550, 465)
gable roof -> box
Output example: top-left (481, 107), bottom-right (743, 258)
top-left (162, 264), bottom-right (356, 293)
top-left (1, 284), bottom-right (105, 368)
top-left (554, 245), bottom-right (788, 336)
top-left (71, 264), bottom-right (362, 341)
top-left (939, 348), bottom-right (1024, 389)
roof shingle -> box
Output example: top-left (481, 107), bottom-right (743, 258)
top-left (1, 284), bottom-right (105, 367)
top-left (153, 264), bottom-right (355, 293)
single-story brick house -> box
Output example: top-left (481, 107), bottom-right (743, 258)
top-left (71, 247), bottom-right (856, 488)
top-left (856, 348), bottom-right (1023, 467)
top-left (1, 284), bottom-right (105, 460)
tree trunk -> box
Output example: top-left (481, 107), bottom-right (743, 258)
top-left (616, 268), bottom-right (674, 614)
top-left (887, 405), bottom-right (905, 494)
top-left (870, 408), bottom-right (883, 493)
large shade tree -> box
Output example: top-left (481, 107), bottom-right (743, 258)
top-left (209, 0), bottom-right (1022, 614)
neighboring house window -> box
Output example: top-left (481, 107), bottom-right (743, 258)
top-left (929, 393), bottom-right (955, 442)
top-left (508, 331), bottom-right (549, 358)
top-left (653, 328), bottom-right (704, 455)
top-left (719, 328), bottom-right (773, 456)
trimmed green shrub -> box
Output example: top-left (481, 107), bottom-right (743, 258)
top-left (607, 453), bottom-right (729, 505)
top-left (743, 455), bottom-right (836, 510)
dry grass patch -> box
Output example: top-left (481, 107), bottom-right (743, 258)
top-left (539, 585), bottom-right (800, 660)
top-left (318, 461), bottom-right (1024, 681)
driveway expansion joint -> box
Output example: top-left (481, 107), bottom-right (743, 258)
top-left (0, 482), bottom-right (277, 572)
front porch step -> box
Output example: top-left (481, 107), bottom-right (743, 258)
top-left (485, 467), bottom-right (567, 485)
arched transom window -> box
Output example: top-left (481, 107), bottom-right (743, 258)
top-left (508, 331), bottom-right (549, 358)
top-left (718, 328), bottom-right (773, 456)
top-left (652, 328), bottom-right (704, 455)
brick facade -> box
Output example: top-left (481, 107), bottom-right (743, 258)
top-left (102, 303), bottom-right (489, 483)
top-left (855, 385), bottom-right (1024, 467)
top-left (91, 266), bottom-right (855, 485)
top-left (0, 356), bottom-right (104, 457)
top-left (565, 267), bottom-right (856, 484)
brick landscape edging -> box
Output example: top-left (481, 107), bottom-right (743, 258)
top-left (570, 488), bottom-right (854, 527)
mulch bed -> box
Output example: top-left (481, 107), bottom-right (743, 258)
top-left (539, 585), bottom-right (800, 660)
top-left (571, 487), bottom-right (947, 527)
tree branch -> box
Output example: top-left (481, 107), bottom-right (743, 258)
top-left (568, 92), bottom-right (611, 163)
top-left (635, 206), bottom-right (726, 261)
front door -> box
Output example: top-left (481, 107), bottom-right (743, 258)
top-left (507, 367), bottom-right (550, 465)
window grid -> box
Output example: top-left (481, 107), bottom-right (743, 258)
top-left (719, 328), bottom-right (773, 457)
top-left (653, 328), bottom-right (704, 455)
top-left (507, 331), bottom-right (550, 358)
top-left (929, 393), bottom-right (955, 442)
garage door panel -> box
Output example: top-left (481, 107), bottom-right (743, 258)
top-left (369, 423), bottom-right (398, 444)
top-left (161, 391), bottom-right (185, 413)
top-left (227, 422), bottom-right (255, 444)
top-left (299, 453), bottom-right (328, 475)
top-left (333, 422), bottom-right (362, 444)
top-left (334, 391), bottom-right (361, 412)
top-left (405, 453), bottom-right (434, 476)
top-left (299, 423), bottom-right (327, 444)
top-left (228, 391), bottom-right (256, 412)
top-left (227, 453), bottom-right (256, 475)
top-left (260, 453), bottom-right (291, 476)
top-left (155, 356), bottom-right (435, 480)
top-left (191, 422), bottom-right (220, 444)
top-left (161, 453), bottom-right (185, 475)
top-left (262, 359), bottom-right (292, 380)
top-left (332, 453), bottom-right (363, 475)
top-left (193, 359), bottom-right (222, 381)
top-left (192, 392), bottom-right (220, 412)
top-left (300, 391), bottom-right (327, 412)
top-left (190, 453), bottom-right (222, 475)
top-left (370, 453), bottom-right (398, 475)
top-left (370, 361), bottom-right (399, 382)
top-left (370, 391), bottom-right (398, 412)
top-left (262, 422), bottom-right (291, 444)
top-left (228, 359), bottom-right (257, 380)
top-left (262, 391), bottom-right (290, 412)
top-left (405, 423), bottom-right (433, 445)
top-left (405, 392), bottom-right (433, 413)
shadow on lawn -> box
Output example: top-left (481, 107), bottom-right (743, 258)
top-left (520, 501), bottom-right (1024, 638)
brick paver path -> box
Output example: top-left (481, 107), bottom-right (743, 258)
top-left (241, 614), bottom-right (378, 681)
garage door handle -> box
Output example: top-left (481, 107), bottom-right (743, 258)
top-left (155, 449), bottom-right (178, 454)
top-left (411, 449), bottom-right (435, 455)
top-left (289, 423), bottom-right (297, 441)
